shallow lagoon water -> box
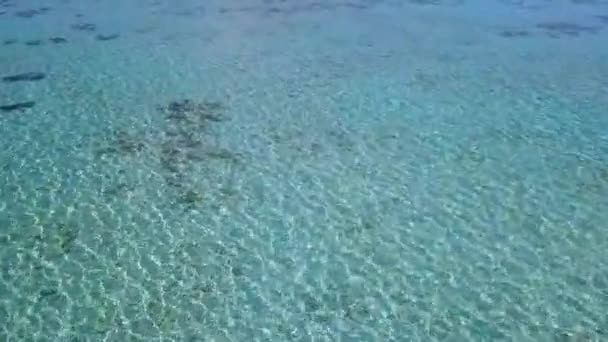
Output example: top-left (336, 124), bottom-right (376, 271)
top-left (1, 0), bottom-right (608, 341)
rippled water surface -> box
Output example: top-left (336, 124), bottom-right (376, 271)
top-left (1, 0), bottom-right (608, 341)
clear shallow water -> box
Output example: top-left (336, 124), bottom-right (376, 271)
top-left (1, 0), bottom-right (608, 341)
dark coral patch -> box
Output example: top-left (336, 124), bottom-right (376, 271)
top-left (0, 101), bottom-right (36, 113)
top-left (2, 72), bottom-right (46, 83)
top-left (3, 39), bottom-right (17, 45)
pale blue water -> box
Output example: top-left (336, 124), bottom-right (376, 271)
top-left (1, 0), bottom-right (608, 341)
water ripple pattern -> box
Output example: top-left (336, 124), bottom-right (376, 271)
top-left (1, 0), bottom-right (608, 341)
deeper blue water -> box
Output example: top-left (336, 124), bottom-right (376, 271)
top-left (1, 0), bottom-right (608, 341)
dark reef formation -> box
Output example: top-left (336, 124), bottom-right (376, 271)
top-left (95, 98), bottom-right (241, 211)
top-left (157, 99), bottom-right (239, 209)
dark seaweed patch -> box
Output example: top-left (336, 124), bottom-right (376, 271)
top-left (2, 72), bottom-right (46, 83)
top-left (25, 40), bottom-right (43, 46)
top-left (71, 23), bottom-right (96, 31)
top-left (95, 33), bottom-right (120, 41)
top-left (0, 101), bottom-right (35, 112)
top-left (49, 37), bottom-right (67, 44)
top-left (3, 39), bottom-right (17, 45)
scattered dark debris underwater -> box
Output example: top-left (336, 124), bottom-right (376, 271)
top-left (95, 98), bottom-right (241, 211)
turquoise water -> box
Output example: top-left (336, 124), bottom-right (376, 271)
top-left (1, 0), bottom-right (608, 341)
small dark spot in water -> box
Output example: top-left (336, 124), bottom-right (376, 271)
top-left (49, 37), bottom-right (67, 44)
top-left (25, 40), bottom-right (43, 46)
top-left (2, 72), bottom-right (46, 83)
top-left (75, 13), bottom-right (83, 18)
top-left (0, 101), bottom-right (36, 113)
top-left (71, 22), bottom-right (96, 31)
top-left (95, 33), bottom-right (120, 41)
top-left (0, 10), bottom-right (6, 15)
top-left (3, 39), bottom-right (17, 45)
